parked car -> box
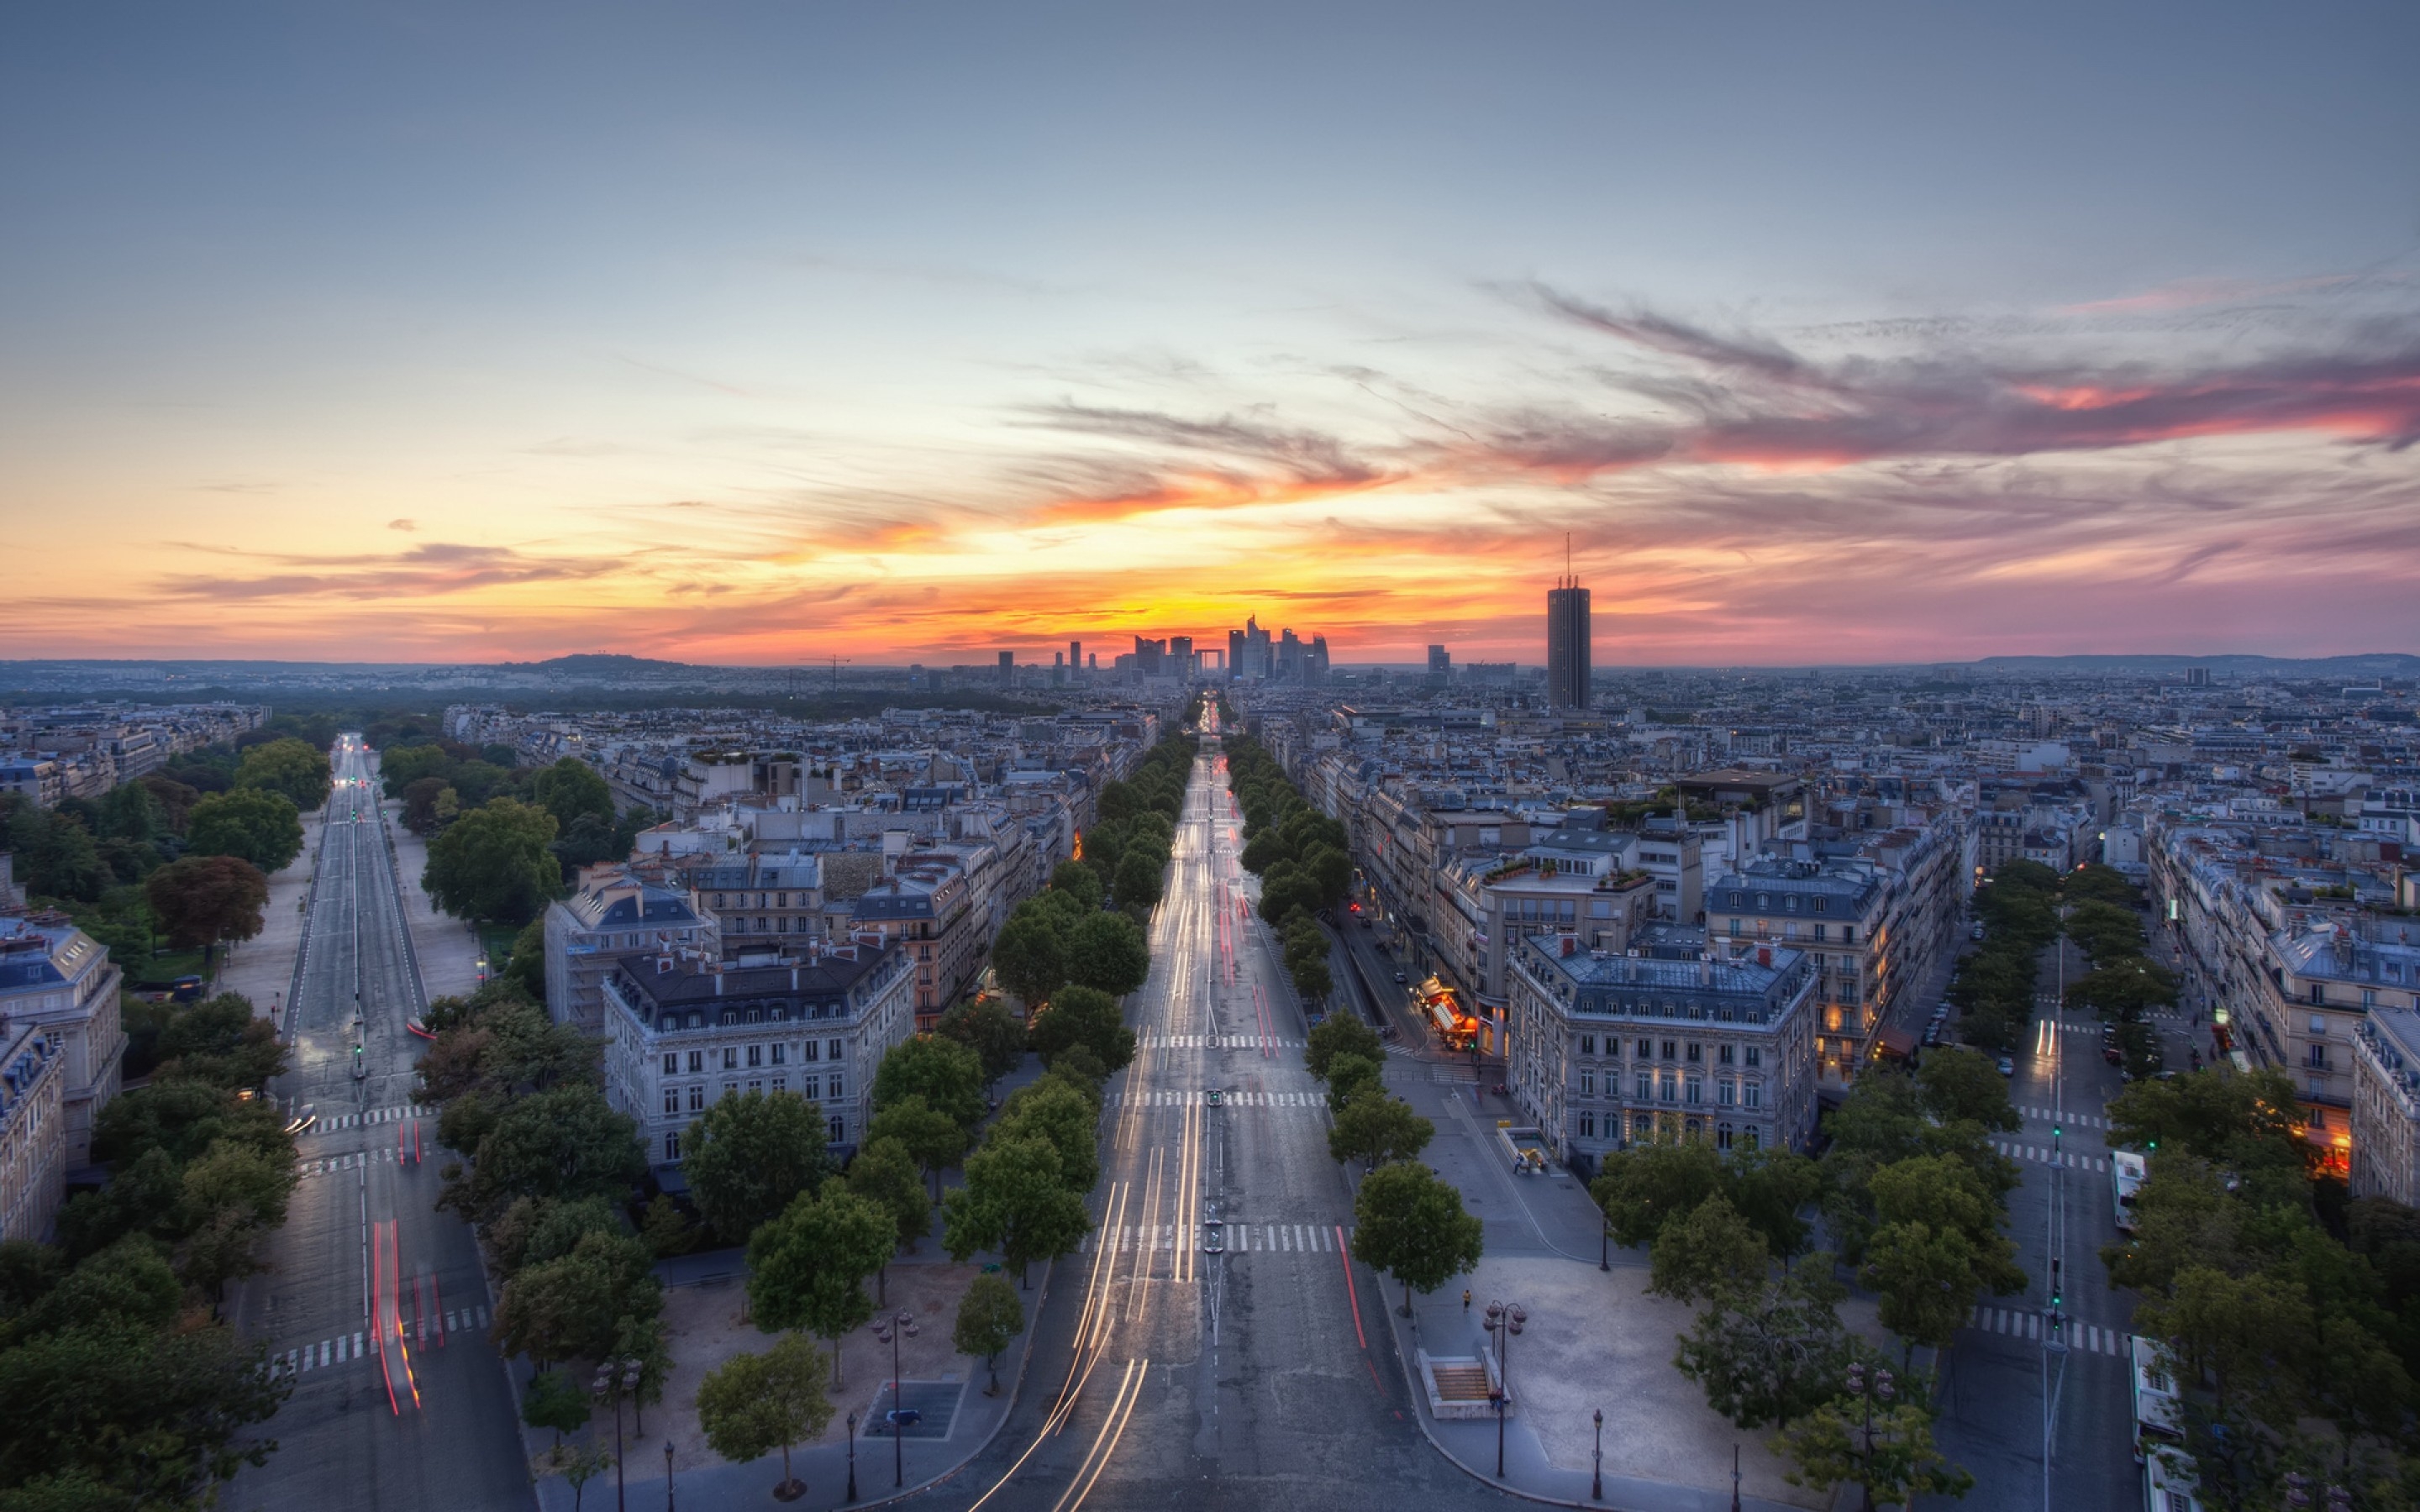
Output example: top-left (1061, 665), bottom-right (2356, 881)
top-left (1996, 1056), bottom-right (2016, 1077)
top-left (1393, 972), bottom-right (1407, 984)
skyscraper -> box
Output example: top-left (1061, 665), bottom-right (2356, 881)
top-left (1546, 568), bottom-right (1591, 710)
top-left (1428, 644), bottom-right (1451, 682)
top-left (1069, 640), bottom-right (1081, 679)
top-left (997, 649), bottom-right (1016, 687)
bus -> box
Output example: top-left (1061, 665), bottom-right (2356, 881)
top-left (2133, 1332), bottom-right (2198, 1510)
top-left (2112, 1148), bottom-right (2148, 1233)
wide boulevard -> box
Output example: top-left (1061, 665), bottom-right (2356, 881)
top-left (223, 735), bottom-right (531, 1512)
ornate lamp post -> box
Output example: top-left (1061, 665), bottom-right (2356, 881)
top-left (1481, 1299), bottom-right (1526, 1478)
top-left (593, 1357), bottom-right (643, 1512)
top-left (870, 1310), bottom-right (919, 1488)
top-left (663, 1441), bottom-right (674, 1512)
top-left (1843, 1362), bottom-right (1895, 1512)
top-left (1591, 1408), bottom-right (1603, 1501)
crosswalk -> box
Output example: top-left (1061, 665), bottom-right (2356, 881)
top-left (275, 1307), bottom-right (489, 1376)
top-left (1992, 1139), bottom-right (2109, 1173)
top-left (296, 1147), bottom-right (417, 1177)
top-left (1077, 1222), bottom-right (1346, 1254)
top-left (1137, 1033), bottom-right (1302, 1051)
top-left (308, 1106), bottom-right (419, 1132)
top-left (1106, 1089), bottom-right (1325, 1109)
top-left (1967, 1306), bottom-right (2129, 1357)
top-left (2018, 1105), bottom-right (2108, 1130)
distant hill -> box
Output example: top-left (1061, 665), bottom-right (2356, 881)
top-left (490, 654), bottom-right (698, 675)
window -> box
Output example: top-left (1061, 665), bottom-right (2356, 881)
top-left (662, 1053), bottom-right (679, 1075)
top-left (687, 1050), bottom-right (704, 1074)
top-left (722, 1082), bottom-right (739, 1100)
top-left (828, 1071), bottom-right (844, 1098)
top-left (1744, 1081), bottom-right (1763, 1109)
top-left (748, 1079), bottom-right (763, 1096)
top-left (1716, 1123), bottom-right (1733, 1151)
top-left (2311, 1076), bottom-right (2328, 1102)
top-left (1579, 1111), bottom-right (1597, 1138)
top-left (1686, 1042), bottom-right (1702, 1063)
top-left (1659, 1074), bottom-right (1676, 1104)
top-left (745, 1044), bottom-right (762, 1068)
top-left (1635, 1039), bottom-right (1652, 1059)
top-left (1813, 924), bottom-right (1828, 942)
top-left (665, 1133), bottom-right (681, 1160)
top-left (1580, 1034), bottom-right (1596, 1056)
top-left (723, 1048), bottom-right (739, 1071)
top-left (1685, 1074), bottom-right (1703, 1105)
top-left (829, 1116), bottom-right (846, 1142)
top-left (829, 1039), bottom-right (844, 1062)
top-left (1636, 1072), bottom-right (1653, 1100)
top-left (2310, 1015), bottom-right (2328, 1036)
top-left (663, 1089), bottom-right (680, 1116)
top-left (1814, 898), bottom-right (1829, 915)
top-left (1718, 1079), bottom-right (1736, 1106)
top-left (687, 1085), bottom-right (705, 1111)
top-left (771, 1043), bottom-right (786, 1065)
top-left (1660, 1040), bottom-right (1676, 1061)
top-left (2309, 1043), bottom-right (2328, 1068)
top-left (802, 1040), bottom-right (820, 1062)
top-left (1745, 1047), bottom-right (1762, 1068)
top-left (1579, 1069), bottom-right (1596, 1097)
top-left (1742, 1127), bottom-right (1760, 1150)
top-left (800, 1074), bottom-right (820, 1100)
top-left (1729, 918), bottom-right (1743, 937)
top-left (1718, 1043), bottom-right (1735, 1065)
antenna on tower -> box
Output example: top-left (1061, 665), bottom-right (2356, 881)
top-left (1564, 531), bottom-right (1573, 587)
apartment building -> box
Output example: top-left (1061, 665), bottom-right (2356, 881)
top-left (0, 1024), bottom-right (64, 1242)
top-left (542, 866), bottom-right (718, 1035)
top-left (2353, 1004), bottom-right (2420, 1206)
top-left (1506, 932), bottom-right (1819, 1171)
top-left (0, 914), bottom-right (124, 1168)
top-left (597, 937), bottom-right (915, 1172)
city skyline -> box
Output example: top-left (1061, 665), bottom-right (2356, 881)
top-left (4, 4), bottom-right (2417, 667)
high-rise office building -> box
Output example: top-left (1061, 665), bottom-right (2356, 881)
top-left (1070, 640), bottom-right (1082, 679)
top-left (1428, 644), bottom-right (1451, 681)
top-left (1546, 573), bottom-right (1591, 710)
top-left (1168, 636), bottom-right (1193, 678)
top-left (1228, 629), bottom-right (1246, 680)
top-left (997, 649), bottom-right (1015, 687)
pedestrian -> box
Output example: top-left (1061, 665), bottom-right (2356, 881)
top-left (1462, 1289), bottom-right (1472, 1311)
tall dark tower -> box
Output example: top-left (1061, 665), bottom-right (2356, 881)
top-left (1545, 538), bottom-right (1591, 710)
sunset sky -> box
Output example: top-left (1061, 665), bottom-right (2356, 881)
top-left (3, 3), bottom-right (2416, 666)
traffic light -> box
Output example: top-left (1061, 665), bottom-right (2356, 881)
top-left (2050, 1257), bottom-right (2062, 1310)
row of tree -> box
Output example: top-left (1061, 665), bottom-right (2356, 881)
top-left (2058, 864), bottom-right (2180, 1077)
top-left (987, 863), bottom-right (1150, 1010)
top-left (2107, 1065), bottom-right (2420, 1509)
top-left (1074, 735), bottom-right (1195, 919)
top-left (1943, 858), bottom-right (2064, 1051)
top-left (0, 988), bottom-right (302, 1507)
top-left (1224, 736), bottom-right (1349, 1003)
top-left (1586, 1051), bottom-right (2028, 1508)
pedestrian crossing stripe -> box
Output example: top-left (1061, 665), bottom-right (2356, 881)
top-left (2019, 1106), bottom-right (2109, 1130)
top-left (1076, 1225), bottom-right (1349, 1254)
top-left (278, 1309), bottom-right (486, 1373)
top-left (294, 1146), bottom-right (415, 1176)
top-left (1137, 1034), bottom-right (1302, 1050)
top-left (308, 1106), bottom-right (418, 1133)
top-left (1104, 1089), bottom-right (1325, 1108)
top-left (1965, 1308), bottom-right (2129, 1357)
top-left (1991, 1140), bottom-right (2108, 1173)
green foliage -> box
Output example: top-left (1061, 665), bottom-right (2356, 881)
top-left (443, 1083), bottom-right (646, 1226)
top-left (845, 1137), bottom-right (931, 1255)
top-left (1817, 1066), bottom-right (2018, 1264)
top-left (1649, 1194), bottom-right (1771, 1307)
top-left (1304, 1014), bottom-right (1383, 1081)
top-left (529, 758), bottom-right (614, 835)
top-left (872, 1036), bottom-right (987, 1130)
top-left (989, 910), bottom-right (1070, 1005)
top-left (1944, 858), bottom-right (2063, 1050)
top-left (746, 1185), bottom-right (893, 1361)
top-left (521, 1368), bottom-right (592, 1445)
top-left (1350, 1161), bottom-right (1484, 1313)
top-left (1065, 911), bottom-right (1150, 997)
top-left (953, 1273), bottom-right (1025, 1393)
top-left (941, 1135), bottom-right (1092, 1284)
top-left (492, 1228), bottom-right (660, 1367)
top-left (185, 788), bottom-right (304, 874)
top-left (1221, 737), bottom-right (1350, 917)
top-left (939, 997), bottom-right (1028, 1089)
top-left (0, 800), bottom-right (109, 901)
top-left (1025, 984), bottom-right (1135, 1076)
top-left (1323, 1053), bottom-right (1383, 1111)
top-left (992, 1079), bottom-right (1102, 1196)
top-left (1328, 1093), bottom-right (1434, 1170)
top-left (143, 856), bottom-right (269, 958)
top-left (1774, 1369), bottom-right (1971, 1507)
top-left (423, 796), bottom-right (562, 924)
top-left (234, 738), bottom-right (332, 813)
top-left (1048, 860), bottom-right (1102, 912)
top-left (694, 1331), bottom-right (833, 1492)
top-left (681, 1090), bottom-right (834, 1246)
top-left (866, 1095), bottom-right (970, 1201)
top-left (1672, 1253), bottom-right (1852, 1431)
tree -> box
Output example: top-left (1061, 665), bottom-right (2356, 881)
top-left (989, 910), bottom-right (1070, 1007)
top-left (234, 738), bottom-right (332, 812)
top-left (1049, 860), bottom-right (1103, 911)
top-left (939, 998), bottom-right (1028, 1090)
top-left (747, 1184), bottom-right (894, 1386)
top-left (681, 1090), bottom-right (834, 1246)
top-left (521, 1368), bottom-right (591, 1446)
top-left (1328, 1094), bottom-right (1433, 1170)
top-left (1776, 1373), bottom-right (1972, 1510)
top-left (491, 1230), bottom-right (661, 1367)
top-left (1673, 1254), bottom-right (1853, 1431)
top-left (446, 1084), bottom-right (646, 1224)
top-left (942, 1135), bottom-right (1093, 1289)
top-left (610, 1311), bottom-right (673, 1436)
top-left (401, 775), bottom-right (450, 834)
top-left (1023, 984), bottom-right (1134, 1075)
top-left (1290, 953), bottom-right (1333, 1003)
top-left (1649, 1194), bottom-right (1771, 1308)
top-left (176, 1137), bottom-right (297, 1299)
top-left (1914, 1048), bottom-right (2021, 1133)
top-left (1305, 1014), bottom-right (1383, 1081)
top-left (1113, 850), bottom-right (1165, 912)
top-left (694, 1333), bottom-right (833, 1500)
top-left (186, 788), bottom-right (304, 874)
top-left (953, 1272), bottom-right (1025, 1394)
top-left (1065, 911), bottom-right (1150, 998)
top-left (529, 757), bottom-right (615, 834)
top-left (424, 796), bottom-right (561, 925)
top-left (145, 856), bottom-right (271, 966)
top-left (639, 1194), bottom-right (697, 1258)
top-left (871, 1036), bottom-right (986, 1131)
top-left (992, 1079), bottom-right (1101, 1196)
top-left (1861, 1222), bottom-right (1992, 1371)
top-left (868, 1095), bottom-right (969, 1203)
top-left (847, 1137), bottom-right (932, 1296)
top-left (536, 1440), bottom-right (614, 1512)
top-left (1323, 1053), bottom-right (1384, 1111)
top-left (1350, 1161), bottom-right (1484, 1317)
top-left (1591, 1138), bottom-right (1725, 1250)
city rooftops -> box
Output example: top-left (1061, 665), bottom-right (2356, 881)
top-left (605, 940), bottom-right (905, 1030)
top-left (1514, 932), bottom-right (1814, 1024)
top-left (1709, 857), bottom-right (1883, 913)
top-left (561, 868), bottom-right (701, 930)
top-left (0, 916), bottom-right (104, 993)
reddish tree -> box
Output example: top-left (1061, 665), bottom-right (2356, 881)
top-left (145, 854), bottom-right (271, 966)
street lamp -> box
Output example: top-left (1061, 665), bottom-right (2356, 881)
top-left (1591, 1409), bottom-right (1603, 1501)
top-left (663, 1441), bottom-right (674, 1512)
top-left (1481, 1299), bottom-right (1526, 1479)
top-left (1599, 1215), bottom-right (1610, 1272)
top-left (593, 1357), bottom-right (643, 1512)
top-left (1488, 1386), bottom-right (1507, 1478)
top-left (870, 1309), bottom-right (919, 1488)
top-left (1843, 1362), bottom-right (1895, 1512)
top-left (845, 1412), bottom-right (858, 1503)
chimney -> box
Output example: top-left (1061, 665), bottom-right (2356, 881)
top-left (1757, 946), bottom-right (1770, 968)
top-left (1560, 934), bottom-right (1577, 958)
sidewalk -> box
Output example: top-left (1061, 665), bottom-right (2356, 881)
top-left (1376, 1063), bottom-right (1881, 1511)
top-left (530, 1249), bottom-right (1051, 1512)
top-left (218, 806), bottom-right (327, 1021)
top-left (380, 797), bottom-right (483, 1003)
